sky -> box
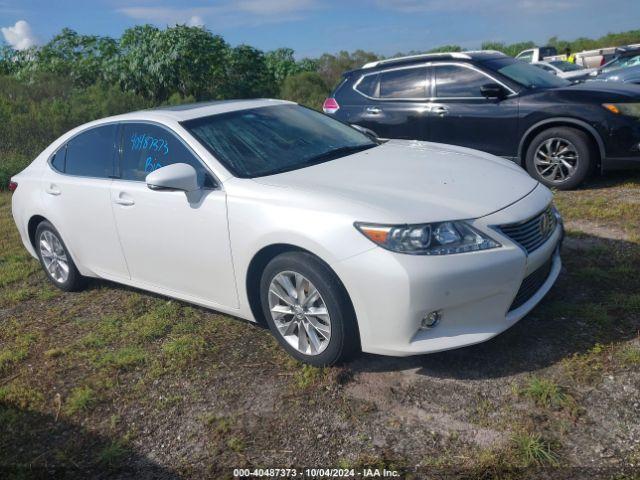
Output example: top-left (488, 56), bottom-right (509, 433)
top-left (1, 0), bottom-right (640, 58)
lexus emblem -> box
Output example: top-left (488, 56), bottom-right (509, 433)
top-left (539, 213), bottom-right (552, 237)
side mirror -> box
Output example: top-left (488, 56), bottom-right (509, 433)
top-left (146, 163), bottom-right (199, 192)
top-left (480, 83), bottom-right (506, 99)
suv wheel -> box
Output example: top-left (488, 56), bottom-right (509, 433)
top-left (35, 221), bottom-right (86, 291)
top-left (525, 127), bottom-right (595, 190)
top-left (260, 251), bottom-right (358, 366)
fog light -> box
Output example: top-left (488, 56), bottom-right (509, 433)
top-left (421, 310), bottom-right (442, 329)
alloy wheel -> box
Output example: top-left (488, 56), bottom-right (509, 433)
top-left (39, 230), bottom-right (70, 283)
top-left (268, 271), bottom-right (332, 355)
top-left (534, 137), bottom-right (579, 184)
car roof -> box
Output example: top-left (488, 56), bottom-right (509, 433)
top-left (97, 98), bottom-right (295, 125)
top-left (357, 50), bottom-right (507, 72)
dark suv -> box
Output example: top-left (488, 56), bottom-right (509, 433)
top-left (324, 51), bottom-right (640, 189)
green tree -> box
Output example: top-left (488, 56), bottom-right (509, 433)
top-left (28, 28), bottom-right (118, 86)
top-left (315, 50), bottom-right (379, 88)
top-left (112, 24), bottom-right (229, 100)
top-left (279, 71), bottom-right (329, 110)
top-left (225, 45), bottom-right (276, 98)
top-left (265, 47), bottom-right (301, 85)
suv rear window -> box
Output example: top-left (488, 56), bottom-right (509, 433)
top-left (355, 73), bottom-right (379, 97)
top-left (379, 67), bottom-right (429, 99)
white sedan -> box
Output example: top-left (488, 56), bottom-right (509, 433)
top-left (10, 100), bottom-right (563, 365)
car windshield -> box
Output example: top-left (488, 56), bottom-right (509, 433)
top-left (183, 105), bottom-right (377, 178)
top-left (601, 54), bottom-right (640, 73)
top-left (549, 61), bottom-right (584, 72)
top-left (483, 57), bottom-right (570, 89)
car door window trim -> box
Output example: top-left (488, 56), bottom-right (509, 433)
top-left (46, 121), bottom-right (120, 180)
top-left (352, 61), bottom-right (515, 101)
top-left (116, 120), bottom-right (221, 190)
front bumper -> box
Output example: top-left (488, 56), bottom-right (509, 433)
top-left (333, 184), bottom-right (562, 357)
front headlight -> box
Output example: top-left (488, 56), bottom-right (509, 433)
top-left (603, 103), bottom-right (640, 118)
top-left (354, 221), bottom-right (500, 255)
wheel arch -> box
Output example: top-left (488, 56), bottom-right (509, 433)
top-left (27, 214), bottom-right (48, 250)
top-left (518, 117), bottom-right (605, 169)
top-left (245, 243), bottom-right (359, 340)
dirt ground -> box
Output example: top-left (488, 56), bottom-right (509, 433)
top-left (1, 171), bottom-right (640, 479)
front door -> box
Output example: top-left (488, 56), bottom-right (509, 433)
top-left (110, 122), bottom-right (238, 309)
top-left (428, 64), bottom-right (519, 157)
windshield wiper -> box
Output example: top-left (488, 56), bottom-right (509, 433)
top-left (256, 144), bottom-right (378, 177)
top-left (303, 144), bottom-right (377, 164)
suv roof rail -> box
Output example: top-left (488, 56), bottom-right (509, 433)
top-left (361, 50), bottom-right (505, 69)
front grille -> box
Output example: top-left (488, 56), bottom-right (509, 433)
top-left (509, 256), bottom-right (553, 311)
top-left (499, 206), bottom-right (557, 254)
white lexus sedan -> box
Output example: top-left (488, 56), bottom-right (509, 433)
top-left (10, 99), bottom-right (563, 365)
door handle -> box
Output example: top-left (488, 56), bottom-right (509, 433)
top-left (45, 184), bottom-right (61, 196)
top-left (114, 194), bottom-right (135, 206)
top-left (431, 106), bottom-right (448, 116)
top-left (365, 106), bottom-right (382, 114)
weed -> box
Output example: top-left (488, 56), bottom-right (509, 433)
top-left (65, 386), bottom-right (97, 415)
top-left (512, 432), bottom-right (559, 467)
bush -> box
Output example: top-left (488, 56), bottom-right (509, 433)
top-left (279, 71), bottom-right (330, 110)
top-left (0, 75), bottom-right (150, 190)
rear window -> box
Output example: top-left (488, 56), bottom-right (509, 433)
top-left (379, 67), bottom-right (429, 99)
top-left (355, 73), bottom-right (379, 97)
top-left (50, 147), bottom-right (66, 173)
top-left (64, 124), bottom-right (118, 178)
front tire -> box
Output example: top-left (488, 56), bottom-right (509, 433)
top-left (35, 221), bottom-right (86, 292)
top-left (525, 127), bottom-right (595, 190)
top-left (260, 251), bottom-right (359, 366)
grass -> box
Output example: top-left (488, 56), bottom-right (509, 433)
top-left (0, 332), bottom-right (37, 374)
top-left (512, 432), bottom-right (559, 467)
top-left (98, 440), bottom-right (129, 466)
top-left (65, 386), bottom-right (97, 415)
top-left (161, 334), bottom-right (207, 365)
top-left (519, 376), bottom-right (576, 413)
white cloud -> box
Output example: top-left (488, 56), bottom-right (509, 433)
top-left (117, 1), bottom-right (318, 28)
top-left (376, 0), bottom-right (576, 13)
top-left (1, 19), bottom-right (37, 50)
top-left (186, 15), bottom-right (205, 27)
top-left (235, 0), bottom-right (316, 15)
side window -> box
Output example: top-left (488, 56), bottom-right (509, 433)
top-left (50, 146), bottom-right (66, 173)
top-left (355, 73), bottom-right (379, 97)
top-left (65, 124), bottom-right (118, 178)
top-left (434, 65), bottom-right (490, 98)
top-left (121, 123), bottom-right (212, 186)
top-left (379, 67), bottom-right (429, 99)
top-left (517, 51), bottom-right (534, 63)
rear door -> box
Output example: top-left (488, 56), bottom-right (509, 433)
top-left (41, 124), bottom-right (130, 280)
top-left (427, 63), bottom-right (520, 157)
top-left (349, 65), bottom-right (432, 141)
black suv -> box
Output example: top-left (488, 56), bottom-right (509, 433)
top-left (324, 51), bottom-right (640, 189)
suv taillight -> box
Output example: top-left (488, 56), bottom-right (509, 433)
top-left (323, 97), bottom-right (340, 114)
top-left (8, 181), bottom-right (18, 192)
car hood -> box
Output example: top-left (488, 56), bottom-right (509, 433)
top-left (596, 65), bottom-right (640, 82)
top-left (559, 79), bottom-right (640, 99)
top-left (251, 140), bottom-right (539, 224)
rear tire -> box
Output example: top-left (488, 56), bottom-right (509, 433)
top-left (525, 127), bottom-right (595, 190)
top-left (260, 251), bottom-right (359, 366)
top-left (35, 221), bottom-right (86, 292)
